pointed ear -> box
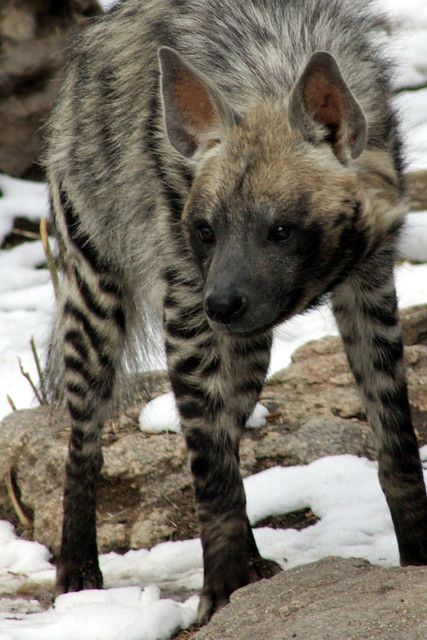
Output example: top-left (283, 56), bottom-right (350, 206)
top-left (288, 51), bottom-right (368, 163)
top-left (158, 47), bottom-right (237, 159)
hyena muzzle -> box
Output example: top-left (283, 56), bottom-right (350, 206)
top-left (45, 0), bottom-right (427, 624)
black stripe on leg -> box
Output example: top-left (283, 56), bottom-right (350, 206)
top-left (99, 276), bottom-right (121, 297)
top-left (179, 399), bottom-right (205, 420)
top-left (64, 301), bottom-right (105, 352)
top-left (113, 307), bottom-right (126, 332)
top-left (171, 378), bottom-right (205, 401)
top-left (74, 270), bottom-right (126, 332)
top-left (162, 266), bottom-right (201, 290)
top-left (64, 356), bottom-right (100, 390)
top-left (67, 400), bottom-right (95, 422)
top-left (74, 269), bottom-right (108, 319)
top-left (64, 330), bottom-right (90, 361)
top-left (66, 381), bottom-right (88, 398)
top-left (174, 354), bottom-right (203, 376)
top-left (372, 335), bottom-right (403, 372)
top-left (166, 320), bottom-right (208, 340)
top-left (362, 294), bottom-right (398, 327)
top-left (200, 356), bottom-right (221, 376)
top-left (60, 189), bottom-right (107, 273)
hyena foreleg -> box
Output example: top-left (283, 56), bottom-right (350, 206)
top-left (50, 186), bottom-right (128, 593)
top-left (163, 271), bottom-right (280, 623)
top-left (332, 246), bottom-right (427, 564)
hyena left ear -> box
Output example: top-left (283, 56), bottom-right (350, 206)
top-left (158, 47), bottom-right (237, 159)
top-left (288, 51), bottom-right (368, 163)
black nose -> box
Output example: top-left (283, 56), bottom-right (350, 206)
top-left (205, 289), bottom-right (248, 324)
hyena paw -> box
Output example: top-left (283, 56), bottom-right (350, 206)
top-left (55, 559), bottom-right (103, 595)
top-left (397, 511), bottom-right (427, 566)
top-left (196, 556), bottom-right (282, 624)
top-left (197, 591), bottom-right (229, 626)
top-left (248, 556), bottom-right (283, 581)
top-left (196, 557), bottom-right (250, 625)
top-left (400, 537), bottom-right (427, 566)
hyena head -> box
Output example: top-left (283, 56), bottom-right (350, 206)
top-left (159, 47), bottom-right (371, 336)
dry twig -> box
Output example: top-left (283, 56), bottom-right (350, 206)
top-left (40, 217), bottom-right (60, 300)
top-left (6, 394), bottom-right (17, 412)
top-left (30, 336), bottom-right (48, 404)
top-left (4, 468), bottom-right (32, 528)
top-left (18, 356), bottom-right (44, 405)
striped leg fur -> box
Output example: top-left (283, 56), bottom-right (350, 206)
top-left (332, 246), bottom-right (427, 565)
top-left (50, 186), bottom-right (127, 593)
top-left (163, 270), bottom-right (281, 624)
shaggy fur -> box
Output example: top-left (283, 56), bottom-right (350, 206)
top-left (46, 0), bottom-right (427, 624)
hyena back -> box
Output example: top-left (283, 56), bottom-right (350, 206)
top-left (46, 0), bottom-right (427, 623)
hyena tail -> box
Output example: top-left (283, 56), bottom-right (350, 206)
top-left (46, 179), bottom-right (132, 592)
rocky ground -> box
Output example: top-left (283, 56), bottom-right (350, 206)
top-left (190, 558), bottom-right (427, 640)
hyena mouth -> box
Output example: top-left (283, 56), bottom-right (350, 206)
top-left (218, 321), bottom-right (275, 338)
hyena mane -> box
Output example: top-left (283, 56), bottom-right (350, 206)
top-left (45, 0), bottom-right (426, 624)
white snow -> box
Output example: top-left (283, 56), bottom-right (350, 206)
top-left (139, 392), bottom-right (269, 432)
top-left (139, 392), bottom-right (181, 433)
top-left (0, 176), bottom-right (49, 246)
top-left (399, 212), bottom-right (427, 262)
top-left (245, 402), bottom-right (269, 428)
top-left (0, 583), bottom-right (198, 640)
top-left (1, 1), bottom-right (427, 638)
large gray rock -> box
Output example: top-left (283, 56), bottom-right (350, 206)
top-left (0, 0), bottom-right (102, 179)
top-left (0, 306), bottom-right (426, 555)
top-left (407, 170), bottom-right (427, 211)
top-left (192, 557), bottom-right (427, 640)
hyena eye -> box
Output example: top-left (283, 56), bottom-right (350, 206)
top-left (268, 224), bottom-right (293, 242)
top-left (197, 222), bottom-right (215, 244)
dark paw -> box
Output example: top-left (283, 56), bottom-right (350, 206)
top-left (196, 556), bottom-right (282, 625)
top-left (400, 546), bottom-right (427, 567)
top-left (397, 518), bottom-right (427, 566)
top-left (196, 553), bottom-right (250, 625)
top-left (248, 556), bottom-right (283, 582)
top-left (197, 592), bottom-right (229, 626)
top-left (55, 559), bottom-right (103, 596)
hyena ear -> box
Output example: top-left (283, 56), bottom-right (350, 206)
top-left (288, 51), bottom-right (368, 163)
top-left (158, 47), bottom-right (237, 159)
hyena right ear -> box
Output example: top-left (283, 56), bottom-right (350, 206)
top-left (158, 47), bottom-right (238, 159)
top-left (288, 51), bottom-right (368, 163)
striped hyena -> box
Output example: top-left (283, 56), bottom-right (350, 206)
top-left (46, 0), bottom-right (427, 623)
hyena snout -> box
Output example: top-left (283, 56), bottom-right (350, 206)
top-left (204, 287), bottom-right (248, 324)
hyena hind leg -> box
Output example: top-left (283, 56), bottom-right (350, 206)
top-left (49, 188), bottom-right (129, 594)
top-left (332, 248), bottom-right (427, 564)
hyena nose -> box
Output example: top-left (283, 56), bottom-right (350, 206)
top-left (205, 289), bottom-right (248, 324)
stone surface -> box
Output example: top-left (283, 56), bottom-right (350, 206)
top-left (0, 306), bottom-right (426, 556)
top-left (192, 557), bottom-right (427, 640)
top-left (0, 0), bottom-right (102, 179)
top-left (407, 170), bottom-right (427, 211)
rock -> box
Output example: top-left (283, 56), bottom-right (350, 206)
top-left (192, 557), bottom-right (427, 640)
top-left (0, 0), bottom-right (103, 179)
top-left (284, 418), bottom-right (376, 464)
top-left (407, 170), bottom-right (427, 211)
top-left (0, 306), bottom-right (426, 555)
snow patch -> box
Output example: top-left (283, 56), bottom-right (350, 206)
top-left (139, 392), bottom-right (269, 432)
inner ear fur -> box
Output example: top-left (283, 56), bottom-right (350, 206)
top-left (289, 51), bottom-right (368, 163)
top-left (159, 47), bottom-right (237, 159)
